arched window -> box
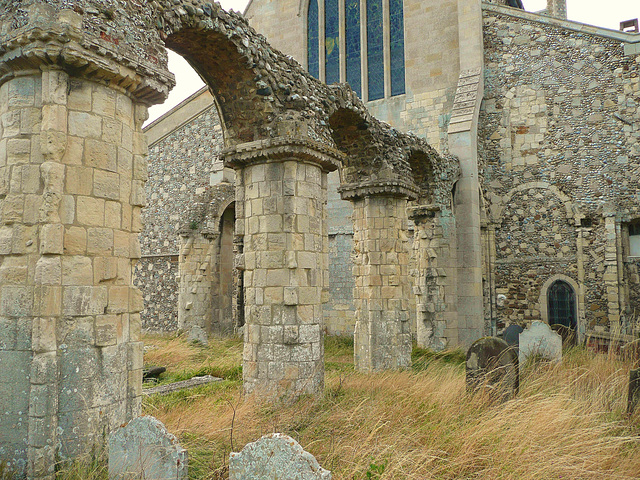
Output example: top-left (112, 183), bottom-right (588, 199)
top-left (547, 280), bottom-right (576, 330)
top-left (307, 0), bottom-right (405, 101)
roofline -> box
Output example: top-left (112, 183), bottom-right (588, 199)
top-left (144, 85), bottom-right (210, 133)
top-left (483, 3), bottom-right (640, 47)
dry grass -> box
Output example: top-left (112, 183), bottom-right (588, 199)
top-left (141, 335), bottom-right (640, 480)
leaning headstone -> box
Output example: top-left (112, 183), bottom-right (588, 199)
top-left (502, 324), bottom-right (524, 349)
top-left (229, 433), bottom-right (331, 480)
top-left (518, 321), bottom-right (562, 365)
top-left (109, 416), bottom-right (188, 480)
top-left (188, 325), bottom-right (209, 345)
top-left (466, 337), bottom-right (518, 399)
top-left (629, 368), bottom-right (640, 415)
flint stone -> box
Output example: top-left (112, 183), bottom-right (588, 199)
top-left (466, 337), bottom-right (518, 397)
top-left (519, 321), bottom-right (562, 365)
top-left (108, 416), bottom-right (188, 480)
top-left (229, 433), bottom-right (331, 480)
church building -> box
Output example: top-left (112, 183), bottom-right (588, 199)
top-left (138, 0), bottom-right (640, 350)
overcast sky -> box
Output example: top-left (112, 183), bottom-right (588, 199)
top-left (146, 0), bottom-right (639, 124)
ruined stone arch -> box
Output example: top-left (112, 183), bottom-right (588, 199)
top-left (491, 181), bottom-right (574, 223)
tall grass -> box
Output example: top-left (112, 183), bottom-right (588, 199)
top-left (141, 335), bottom-right (640, 480)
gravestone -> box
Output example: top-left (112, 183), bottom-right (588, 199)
top-left (503, 324), bottom-right (524, 349)
top-left (466, 337), bottom-right (519, 398)
top-left (229, 433), bottom-right (331, 480)
top-left (519, 321), bottom-right (563, 365)
top-left (109, 416), bottom-right (188, 480)
top-left (629, 368), bottom-right (640, 415)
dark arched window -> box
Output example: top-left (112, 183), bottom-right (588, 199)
top-left (307, 0), bottom-right (405, 101)
top-left (308, 0), bottom-right (320, 79)
top-left (547, 280), bottom-right (576, 329)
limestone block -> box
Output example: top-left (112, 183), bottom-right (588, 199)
top-left (94, 170), bottom-right (120, 200)
top-left (1, 286), bottom-right (33, 317)
top-left (518, 321), bottom-right (562, 365)
top-left (76, 196), bottom-right (105, 226)
top-left (61, 256), bottom-right (93, 285)
top-left (108, 416), bottom-right (188, 480)
top-left (87, 227), bottom-right (114, 255)
top-left (85, 139), bottom-right (117, 172)
top-left (34, 256), bottom-right (61, 285)
top-left (229, 433), bottom-right (331, 480)
top-left (31, 317), bottom-right (56, 353)
top-left (40, 223), bottom-right (63, 254)
top-left (62, 286), bottom-right (107, 316)
top-left (64, 226), bottom-right (86, 255)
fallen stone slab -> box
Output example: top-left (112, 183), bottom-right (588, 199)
top-left (109, 416), bottom-right (188, 480)
top-left (144, 375), bottom-right (221, 395)
top-left (230, 433), bottom-right (331, 479)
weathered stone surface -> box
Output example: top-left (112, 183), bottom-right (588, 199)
top-left (466, 337), bottom-right (518, 398)
top-left (518, 321), bottom-right (562, 365)
top-left (108, 416), bottom-right (188, 480)
top-left (229, 433), bottom-right (331, 480)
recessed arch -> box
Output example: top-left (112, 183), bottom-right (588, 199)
top-left (539, 274), bottom-right (584, 343)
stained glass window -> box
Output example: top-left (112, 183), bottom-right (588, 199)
top-left (325, 0), bottom-right (340, 85)
top-left (548, 281), bottom-right (576, 329)
top-left (345, 0), bottom-right (361, 97)
top-left (366, 0), bottom-right (384, 100)
top-left (308, 0), bottom-right (319, 79)
top-left (389, 0), bottom-right (405, 96)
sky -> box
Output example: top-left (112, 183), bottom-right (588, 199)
top-left (146, 0), bottom-right (639, 124)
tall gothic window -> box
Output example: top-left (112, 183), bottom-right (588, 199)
top-left (308, 0), bottom-right (320, 79)
top-left (307, 0), bottom-right (405, 101)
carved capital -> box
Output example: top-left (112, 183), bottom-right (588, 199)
top-left (338, 179), bottom-right (419, 201)
top-left (222, 137), bottom-right (343, 172)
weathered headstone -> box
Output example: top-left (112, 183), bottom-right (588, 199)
top-left (229, 433), bottom-right (331, 480)
top-left (466, 337), bottom-right (519, 398)
top-left (629, 368), bottom-right (640, 415)
top-left (519, 321), bottom-right (563, 365)
top-left (503, 324), bottom-right (524, 349)
top-left (188, 325), bottom-right (209, 346)
top-left (109, 416), bottom-right (188, 480)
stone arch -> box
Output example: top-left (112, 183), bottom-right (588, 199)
top-left (539, 274), bottom-right (584, 342)
top-left (491, 181), bottom-right (574, 223)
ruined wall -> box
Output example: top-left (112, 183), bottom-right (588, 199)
top-left (480, 7), bottom-right (640, 337)
top-left (142, 95), bottom-right (360, 336)
top-left (137, 94), bottom-right (222, 332)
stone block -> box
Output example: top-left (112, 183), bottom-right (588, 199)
top-left (85, 139), bottom-right (117, 172)
top-left (64, 226), bottom-right (86, 255)
top-left (108, 416), bottom-right (188, 480)
top-left (62, 286), bottom-right (107, 316)
top-left (76, 196), bottom-right (105, 226)
top-left (94, 170), bottom-right (120, 200)
top-left (34, 256), bottom-right (61, 285)
top-left (518, 321), bottom-right (562, 365)
top-left (61, 256), bottom-right (93, 285)
top-left (40, 223), bottom-right (64, 254)
top-left (1, 286), bottom-right (33, 317)
top-left (229, 433), bottom-right (330, 480)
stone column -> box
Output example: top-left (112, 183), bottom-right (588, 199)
top-left (177, 233), bottom-right (215, 341)
top-left (409, 205), bottom-right (452, 351)
top-left (224, 139), bottom-right (341, 401)
top-left (0, 4), bottom-right (172, 477)
top-left (340, 182), bottom-right (415, 371)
